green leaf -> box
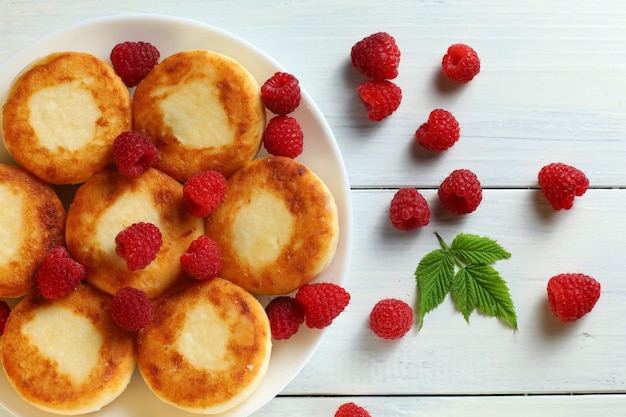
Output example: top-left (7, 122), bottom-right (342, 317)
top-left (451, 267), bottom-right (477, 323)
top-left (449, 233), bottom-right (511, 266)
top-left (414, 249), bottom-right (455, 329)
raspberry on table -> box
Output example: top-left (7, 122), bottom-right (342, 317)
top-left (389, 188), bottom-right (430, 231)
top-left (180, 235), bottom-right (222, 280)
top-left (262, 115), bottom-right (304, 158)
top-left (438, 169), bottom-right (483, 215)
top-left (113, 131), bottom-right (159, 177)
top-left (111, 287), bottom-right (153, 331)
top-left (415, 109), bottom-right (460, 151)
top-left (351, 31), bottom-right (401, 80)
top-left (261, 71), bottom-right (302, 115)
top-left (547, 273), bottom-right (601, 323)
top-left (0, 300), bottom-right (11, 336)
top-left (441, 43), bottom-right (481, 83)
top-left (369, 298), bottom-right (414, 340)
top-left (538, 162), bottom-right (589, 210)
top-left (265, 296), bottom-right (305, 340)
top-left (110, 41), bottom-right (160, 87)
top-left (335, 402), bottom-right (372, 417)
top-left (183, 170), bottom-right (227, 217)
top-left (295, 282), bottom-right (350, 329)
top-left (37, 246), bottom-right (86, 299)
top-left (115, 222), bottom-right (162, 271)
top-left (357, 80), bottom-right (402, 121)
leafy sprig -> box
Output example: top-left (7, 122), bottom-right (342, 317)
top-left (414, 232), bottom-right (517, 330)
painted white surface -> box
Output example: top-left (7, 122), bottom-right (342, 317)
top-left (1, 1), bottom-right (626, 416)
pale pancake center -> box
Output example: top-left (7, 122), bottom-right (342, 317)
top-left (28, 80), bottom-right (100, 151)
top-left (21, 304), bottom-right (103, 384)
top-left (0, 184), bottom-right (23, 260)
top-left (95, 190), bottom-right (161, 257)
top-left (158, 80), bottom-right (233, 149)
top-left (175, 301), bottom-right (231, 371)
top-left (230, 191), bottom-right (295, 269)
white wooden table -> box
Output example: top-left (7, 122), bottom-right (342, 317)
top-left (1, 1), bottom-right (626, 416)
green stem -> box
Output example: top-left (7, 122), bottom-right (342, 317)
top-left (434, 231), bottom-right (466, 269)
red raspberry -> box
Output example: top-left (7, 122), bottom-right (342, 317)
top-left (369, 298), bottom-right (414, 340)
top-left (183, 170), bottom-right (227, 217)
top-left (547, 273), bottom-right (601, 323)
top-left (438, 169), bottom-right (482, 215)
top-left (261, 72), bottom-right (302, 115)
top-left (37, 246), bottom-right (85, 299)
top-left (0, 300), bottom-right (11, 336)
top-left (389, 188), bottom-right (430, 231)
top-left (265, 296), bottom-right (305, 340)
top-left (357, 80), bottom-right (402, 121)
top-left (441, 43), bottom-right (481, 83)
top-left (415, 109), bottom-right (460, 151)
top-left (335, 402), bottom-right (372, 417)
top-left (180, 236), bottom-right (222, 280)
top-left (115, 222), bottom-right (162, 271)
top-left (295, 282), bottom-right (350, 329)
top-left (111, 287), bottom-right (153, 331)
top-left (538, 162), bottom-right (589, 210)
top-left (350, 32), bottom-right (401, 80)
top-left (110, 41), bottom-right (160, 87)
top-left (113, 131), bottom-right (159, 177)
top-left (262, 115), bottom-right (304, 158)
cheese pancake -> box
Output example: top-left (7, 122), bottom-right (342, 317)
top-left (132, 49), bottom-right (265, 182)
top-left (65, 166), bottom-right (204, 299)
top-left (205, 156), bottom-right (339, 295)
top-left (0, 163), bottom-right (65, 298)
top-left (0, 284), bottom-right (135, 415)
top-left (136, 278), bottom-right (271, 414)
top-left (1, 51), bottom-right (131, 184)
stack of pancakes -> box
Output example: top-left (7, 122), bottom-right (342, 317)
top-left (0, 48), bottom-right (339, 415)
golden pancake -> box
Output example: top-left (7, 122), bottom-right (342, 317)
top-left (65, 166), bottom-right (204, 299)
top-left (132, 49), bottom-right (265, 182)
top-left (205, 156), bottom-right (339, 295)
top-left (0, 163), bottom-right (66, 298)
top-left (136, 277), bottom-right (271, 414)
top-left (1, 51), bottom-right (131, 184)
top-left (0, 284), bottom-right (135, 415)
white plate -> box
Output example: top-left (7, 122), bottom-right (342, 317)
top-left (0, 14), bottom-right (353, 417)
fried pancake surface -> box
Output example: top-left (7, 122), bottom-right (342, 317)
top-left (132, 49), bottom-right (265, 182)
top-left (136, 278), bottom-right (271, 414)
top-left (0, 163), bottom-right (66, 297)
top-left (0, 284), bottom-right (135, 415)
top-left (205, 156), bottom-right (339, 295)
top-left (1, 51), bottom-right (131, 184)
top-left (65, 166), bottom-right (204, 298)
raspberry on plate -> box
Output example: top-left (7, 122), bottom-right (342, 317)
top-left (113, 131), bottom-right (159, 177)
top-left (0, 300), bottom-right (11, 336)
top-left (261, 71), bottom-right (302, 115)
top-left (36, 246), bottom-right (85, 299)
top-left (183, 170), bottom-right (227, 217)
top-left (111, 287), bottom-right (153, 331)
top-left (415, 109), bottom-right (460, 151)
top-left (295, 282), bottom-right (350, 329)
top-left (369, 298), bottom-right (414, 340)
top-left (115, 222), bottom-right (162, 271)
top-left (538, 162), bottom-right (589, 210)
top-left (389, 188), bottom-right (430, 231)
top-left (547, 273), bottom-right (601, 322)
top-left (110, 41), bottom-right (160, 87)
top-left (357, 80), bottom-right (402, 121)
top-left (262, 115), bottom-right (304, 158)
top-left (335, 402), bottom-right (372, 417)
top-left (441, 43), bottom-right (481, 83)
top-left (351, 31), bottom-right (401, 80)
top-left (265, 296), bottom-right (305, 340)
top-left (438, 169), bottom-right (483, 215)
top-left (180, 235), bottom-right (222, 280)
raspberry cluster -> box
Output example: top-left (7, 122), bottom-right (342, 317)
top-left (0, 300), bottom-right (11, 336)
top-left (115, 222), bottom-right (163, 271)
top-left (547, 273), bottom-right (601, 323)
top-left (111, 287), bottom-right (153, 331)
top-left (37, 246), bottom-right (85, 299)
top-left (113, 131), bottom-right (159, 177)
top-left (335, 402), bottom-right (372, 417)
top-left (180, 236), bottom-right (222, 281)
top-left (183, 170), bottom-right (227, 217)
top-left (369, 298), bottom-right (414, 340)
top-left (110, 41), bottom-right (160, 87)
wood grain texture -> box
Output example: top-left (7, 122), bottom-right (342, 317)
top-left (1, 0), bottom-right (626, 416)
